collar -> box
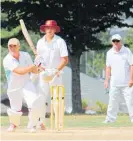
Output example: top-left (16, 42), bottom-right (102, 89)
top-left (9, 51), bottom-right (20, 61)
top-left (43, 34), bottom-right (57, 43)
top-left (112, 45), bottom-right (124, 54)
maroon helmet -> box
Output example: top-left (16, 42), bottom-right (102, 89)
top-left (40, 20), bottom-right (60, 33)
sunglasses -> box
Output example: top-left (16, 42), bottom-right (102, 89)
top-left (112, 40), bottom-right (120, 43)
top-left (9, 45), bottom-right (17, 47)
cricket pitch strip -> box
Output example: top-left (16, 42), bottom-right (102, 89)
top-left (1, 127), bottom-right (133, 140)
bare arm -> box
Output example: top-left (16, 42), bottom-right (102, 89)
top-left (130, 65), bottom-right (133, 80)
top-left (105, 66), bottom-right (111, 81)
top-left (104, 66), bottom-right (111, 88)
top-left (129, 65), bottom-right (133, 87)
top-left (13, 65), bottom-right (38, 75)
top-left (57, 56), bottom-right (69, 71)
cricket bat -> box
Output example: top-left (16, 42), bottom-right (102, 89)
top-left (19, 19), bottom-right (37, 55)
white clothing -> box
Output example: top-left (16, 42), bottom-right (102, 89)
top-left (106, 46), bottom-right (133, 87)
top-left (7, 81), bottom-right (42, 127)
top-left (36, 34), bottom-right (68, 87)
top-left (36, 34), bottom-right (68, 68)
top-left (7, 81), bottom-right (39, 111)
top-left (106, 86), bottom-right (133, 121)
top-left (35, 34), bottom-right (68, 124)
top-left (3, 51), bottom-right (43, 128)
top-left (3, 51), bottom-right (33, 92)
top-left (105, 46), bottom-right (133, 122)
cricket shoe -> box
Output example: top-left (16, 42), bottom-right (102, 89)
top-left (103, 119), bottom-right (115, 123)
top-left (37, 123), bottom-right (46, 130)
top-left (24, 126), bottom-right (36, 133)
top-left (7, 124), bottom-right (17, 132)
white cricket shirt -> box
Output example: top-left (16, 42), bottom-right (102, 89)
top-left (3, 51), bottom-right (33, 92)
top-left (36, 35), bottom-right (68, 69)
top-left (106, 46), bottom-right (133, 87)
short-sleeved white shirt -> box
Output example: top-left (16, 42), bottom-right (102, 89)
top-left (106, 46), bottom-right (133, 87)
top-left (3, 51), bottom-right (33, 92)
top-left (36, 35), bottom-right (68, 69)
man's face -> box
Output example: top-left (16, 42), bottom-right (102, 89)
top-left (8, 44), bottom-right (19, 54)
top-left (112, 39), bottom-right (122, 49)
top-left (45, 27), bottom-right (56, 37)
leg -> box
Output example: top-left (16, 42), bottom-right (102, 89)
top-left (23, 81), bottom-right (44, 131)
top-left (105, 86), bottom-right (120, 122)
top-left (7, 90), bottom-right (23, 131)
top-left (122, 86), bottom-right (133, 122)
top-left (37, 72), bottom-right (50, 128)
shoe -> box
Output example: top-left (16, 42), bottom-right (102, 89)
top-left (7, 124), bottom-right (17, 132)
top-left (37, 123), bottom-right (46, 130)
top-left (103, 119), bottom-right (115, 123)
top-left (131, 119), bottom-right (133, 123)
top-left (40, 123), bottom-right (46, 130)
top-left (24, 126), bottom-right (36, 133)
top-left (30, 127), bottom-right (36, 133)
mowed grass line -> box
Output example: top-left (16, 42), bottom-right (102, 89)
top-left (1, 115), bottom-right (133, 128)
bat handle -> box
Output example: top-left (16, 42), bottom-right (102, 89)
top-left (33, 50), bottom-right (37, 56)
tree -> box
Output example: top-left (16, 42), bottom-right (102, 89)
top-left (1, 0), bottom-right (133, 113)
top-left (124, 28), bottom-right (133, 51)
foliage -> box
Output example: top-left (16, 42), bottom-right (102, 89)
top-left (87, 28), bottom-right (133, 78)
top-left (1, 26), bottom-right (21, 39)
top-left (1, 0), bottom-right (133, 113)
top-left (1, 47), bottom-right (8, 94)
top-left (96, 101), bottom-right (107, 114)
top-left (82, 99), bottom-right (88, 109)
top-left (1, 0), bottom-right (133, 53)
top-left (124, 28), bottom-right (133, 51)
top-left (87, 51), bottom-right (106, 78)
top-left (1, 31), bottom-right (41, 94)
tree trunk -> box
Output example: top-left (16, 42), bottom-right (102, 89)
top-left (69, 54), bottom-right (83, 113)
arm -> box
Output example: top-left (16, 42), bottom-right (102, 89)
top-left (127, 49), bottom-right (133, 87)
top-left (57, 39), bottom-right (69, 71)
top-left (104, 66), bottom-right (111, 89)
top-left (104, 52), bottom-right (111, 88)
top-left (105, 66), bottom-right (111, 82)
top-left (12, 52), bottom-right (39, 75)
top-left (13, 65), bottom-right (38, 75)
top-left (129, 65), bottom-right (133, 87)
top-left (57, 56), bottom-right (69, 71)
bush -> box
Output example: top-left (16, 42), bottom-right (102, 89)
top-left (82, 99), bottom-right (88, 110)
top-left (96, 101), bottom-right (107, 114)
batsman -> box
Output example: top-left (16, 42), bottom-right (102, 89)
top-left (3, 38), bottom-right (44, 133)
top-left (35, 20), bottom-right (69, 129)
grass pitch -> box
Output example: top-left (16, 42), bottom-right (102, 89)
top-left (1, 115), bottom-right (133, 140)
top-left (1, 114), bottom-right (132, 127)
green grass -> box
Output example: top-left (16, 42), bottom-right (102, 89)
top-left (1, 115), bottom-right (133, 128)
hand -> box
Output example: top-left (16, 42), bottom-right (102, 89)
top-left (31, 65), bottom-right (40, 74)
top-left (55, 69), bottom-right (60, 77)
top-left (104, 80), bottom-right (109, 89)
top-left (128, 80), bottom-right (133, 87)
top-left (34, 55), bottom-right (45, 67)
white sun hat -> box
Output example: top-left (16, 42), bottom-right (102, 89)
top-left (111, 34), bottom-right (122, 41)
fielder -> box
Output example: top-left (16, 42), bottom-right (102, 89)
top-left (104, 34), bottom-right (133, 123)
top-left (3, 38), bottom-right (44, 132)
top-left (34, 20), bottom-right (69, 129)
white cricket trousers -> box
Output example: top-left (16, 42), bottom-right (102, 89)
top-left (106, 86), bottom-right (133, 122)
top-left (37, 71), bottom-right (63, 125)
top-left (7, 81), bottom-right (43, 128)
